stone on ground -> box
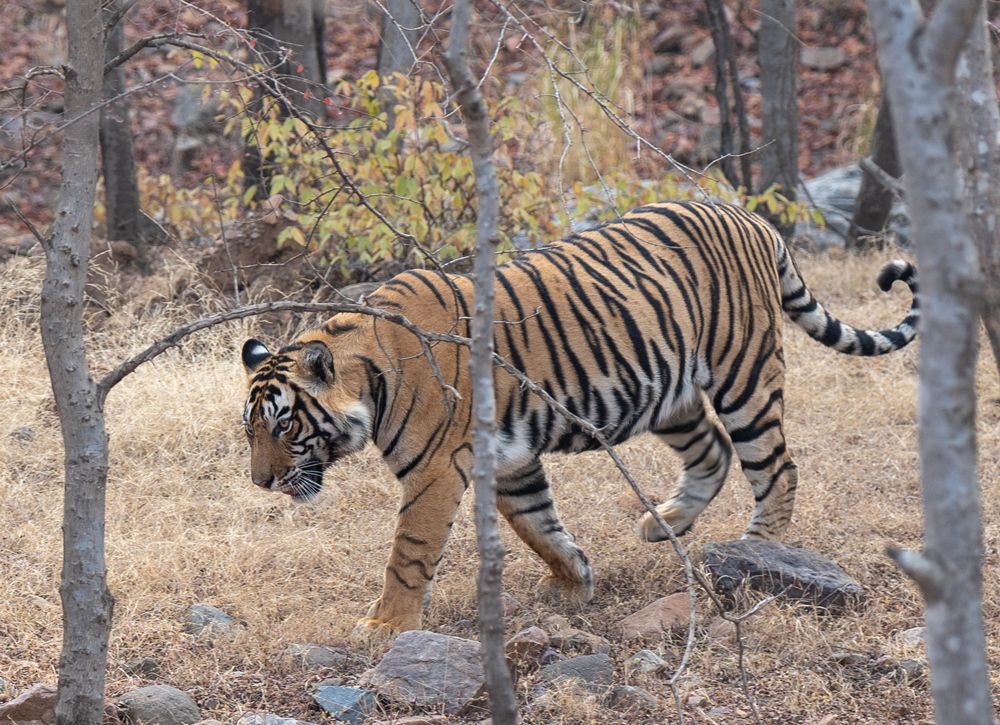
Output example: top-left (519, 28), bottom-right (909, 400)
top-left (537, 653), bottom-right (614, 694)
top-left (702, 540), bottom-right (866, 611)
top-left (183, 604), bottom-right (237, 637)
top-left (122, 656), bottom-right (161, 677)
top-left (505, 626), bottom-right (550, 665)
top-left (624, 649), bottom-right (666, 677)
top-left (287, 643), bottom-right (349, 668)
top-left (371, 717), bottom-right (450, 725)
top-left (360, 631), bottom-right (484, 712)
top-left (895, 626), bottom-right (927, 650)
top-left (0, 684), bottom-right (56, 724)
top-left (604, 685), bottom-right (659, 712)
top-left (312, 686), bottom-right (375, 725)
top-left (236, 715), bottom-right (317, 725)
top-left (119, 684), bottom-right (201, 725)
top-left (541, 614), bottom-right (610, 654)
top-left (618, 593), bottom-right (690, 641)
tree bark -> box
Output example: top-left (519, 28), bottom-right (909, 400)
top-left (758, 0), bottom-right (798, 239)
top-left (847, 94), bottom-right (901, 249)
top-left (955, 4), bottom-right (1000, 377)
top-left (377, 0), bottom-right (420, 78)
top-left (42, 1), bottom-right (114, 723)
top-left (705, 0), bottom-right (751, 191)
top-left (244, 0), bottom-right (327, 199)
top-left (99, 0), bottom-right (150, 270)
top-left (868, 0), bottom-right (993, 722)
top-left (444, 1), bottom-right (518, 722)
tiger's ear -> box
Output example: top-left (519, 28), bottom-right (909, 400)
top-left (300, 341), bottom-right (335, 384)
top-left (242, 338), bottom-right (271, 373)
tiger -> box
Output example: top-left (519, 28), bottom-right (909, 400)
top-left (240, 200), bottom-right (918, 636)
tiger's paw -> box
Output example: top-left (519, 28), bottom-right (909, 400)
top-left (637, 502), bottom-right (695, 542)
top-left (351, 613), bottom-right (421, 643)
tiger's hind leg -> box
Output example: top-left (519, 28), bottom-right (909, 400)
top-left (497, 459), bottom-right (594, 603)
top-left (711, 360), bottom-right (799, 540)
top-left (638, 396), bottom-right (733, 542)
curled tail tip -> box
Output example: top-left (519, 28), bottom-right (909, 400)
top-left (877, 259), bottom-right (917, 292)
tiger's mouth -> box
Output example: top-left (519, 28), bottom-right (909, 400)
top-left (277, 460), bottom-right (330, 502)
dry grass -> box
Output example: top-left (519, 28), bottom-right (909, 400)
top-left (3, 249), bottom-right (1000, 724)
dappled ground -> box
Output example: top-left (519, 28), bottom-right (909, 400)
top-left (3, 249), bottom-right (1000, 724)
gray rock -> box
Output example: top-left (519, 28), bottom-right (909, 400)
top-left (799, 165), bottom-right (909, 249)
top-left (312, 686), bottom-right (375, 725)
top-left (829, 651), bottom-right (867, 667)
top-left (550, 628), bottom-right (612, 655)
top-left (801, 46), bottom-right (848, 71)
top-left (506, 626), bottom-right (550, 665)
top-left (122, 656), bottom-right (161, 677)
top-left (171, 84), bottom-right (221, 134)
top-left (236, 716), bottom-right (317, 725)
top-left (896, 659), bottom-right (927, 683)
top-left (0, 684), bottom-right (56, 723)
top-left (537, 653), bottom-right (614, 694)
top-left (604, 685), bottom-right (659, 712)
top-left (895, 626), bottom-right (927, 650)
top-left (183, 604), bottom-right (236, 637)
top-left (702, 540), bottom-right (866, 611)
top-left (119, 685), bottom-right (201, 725)
top-left (360, 630), bottom-right (485, 712)
top-left (624, 649), bottom-right (666, 676)
top-left (287, 644), bottom-right (349, 669)
top-left (9, 426), bottom-right (36, 443)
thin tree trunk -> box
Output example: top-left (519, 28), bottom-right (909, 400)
top-left (100, 0), bottom-right (149, 270)
top-left (868, 1), bottom-right (993, 722)
top-left (377, 0), bottom-right (420, 78)
top-left (42, 1), bottom-right (113, 723)
top-left (758, 0), bottom-right (798, 239)
top-left (705, 0), bottom-right (751, 191)
top-left (955, 4), bottom-right (1000, 377)
top-left (444, 1), bottom-right (518, 722)
top-left (244, 0), bottom-right (327, 199)
top-left (847, 94), bottom-right (901, 249)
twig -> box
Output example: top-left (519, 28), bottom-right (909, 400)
top-left (5, 197), bottom-right (47, 249)
top-left (860, 156), bottom-right (905, 198)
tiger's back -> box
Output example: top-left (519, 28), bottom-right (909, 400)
top-left (241, 200), bottom-right (918, 635)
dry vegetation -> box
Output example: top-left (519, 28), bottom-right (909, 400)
top-left (3, 248), bottom-right (1000, 724)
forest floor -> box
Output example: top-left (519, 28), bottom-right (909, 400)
top-left (3, 249), bottom-right (1000, 724)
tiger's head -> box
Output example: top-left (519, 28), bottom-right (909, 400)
top-left (240, 336), bottom-right (372, 501)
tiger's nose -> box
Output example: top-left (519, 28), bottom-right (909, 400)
top-left (251, 473), bottom-right (274, 489)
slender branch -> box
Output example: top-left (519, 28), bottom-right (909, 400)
top-left (859, 156), bottom-right (904, 198)
top-left (6, 197), bottom-right (47, 249)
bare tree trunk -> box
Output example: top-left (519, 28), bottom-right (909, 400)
top-left (847, 95), bottom-right (901, 249)
top-left (705, 0), bottom-right (751, 191)
top-left (100, 0), bottom-right (150, 271)
top-left (868, 1), bottom-right (993, 722)
top-left (42, 1), bottom-right (113, 723)
top-left (244, 0), bottom-right (327, 199)
top-left (955, 4), bottom-right (1000, 377)
top-left (444, 1), bottom-right (517, 722)
top-left (758, 0), bottom-right (798, 239)
top-left (377, 0), bottom-right (420, 78)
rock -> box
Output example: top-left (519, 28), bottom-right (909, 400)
top-left (829, 651), bottom-right (867, 667)
top-left (896, 659), bottom-right (927, 683)
top-left (801, 46), bottom-right (847, 71)
top-left (500, 592), bottom-right (521, 617)
top-left (624, 649), bottom-right (666, 677)
top-left (895, 626), bottom-right (927, 650)
top-left (618, 593), bottom-right (690, 641)
top-left (312, 687), bottom-right (375, 725)
top-left (183, 604), bottom-right (237, 637)
top-left (648, 57), bottom-right (672, 75)
top-left (371, 718), bottom-right (449, 725)
top-left (537, 653), bottom-right (613, 694)
top-left (194, 720), bottom-right (225, 725)
top-left (119, 685), bottom-right (200, 725)
top-left (685, 690), bottom-right (710, 708)
top-left (653, 25), bottom-right (686, 53)
top-left (506, 626), bottom-right (550, 665)
top-left (704, 617), bottom-right (737, 645)
top-left (236, 715), bottom-right (317, 725)
top-left (541, 614), bottom-right (571, 633)
top-left (799, 165), bottom-right (909, 249)
top-left (690, 36), bottom-right (715, 67)
top-left (287, 644), bottom-right (349, 669)
top-left (0, 684), bottom-right (57, 724)
top-left (9, 426), bottom-right (36, 443)
top-left (360, 631), bottom-right (485, 712)
top-left (604, 685), bottom-right (659, 712)
top-left (122, 656), bottom-right (160, 677)
top-left (550, 628), bottom-right (611, 655)
top-left (702, 540), bottom-right (866, 611)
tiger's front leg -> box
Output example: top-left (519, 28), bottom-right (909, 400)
top-left (354, 463), bottom-right (465, 638)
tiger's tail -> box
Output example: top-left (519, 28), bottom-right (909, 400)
top-left (776, 241), bottom-right (919, 356)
